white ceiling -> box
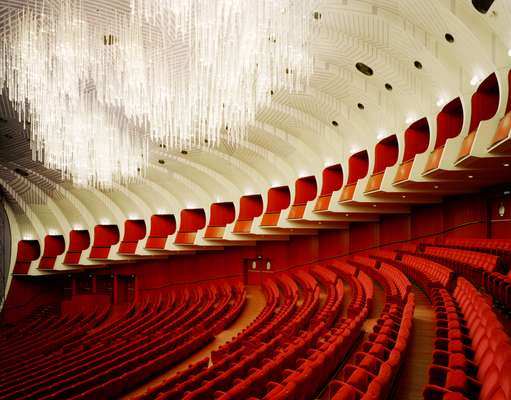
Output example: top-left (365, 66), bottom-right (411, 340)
top-left (1, 0), bottom-right (511, 240)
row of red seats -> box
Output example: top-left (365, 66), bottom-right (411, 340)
top-left (1, 292), bottom-right (190, 399)
top-left (426, 278), bottom-right (511, 399)
top-left (310, 265), bottom-right (345, 328)
top-left (78, 284), bottom-right (246, 400)
top-left (375, 251), bottom-right (454, 293)
top-left (132, 358), bottom-right (210, 400)
top-left (242, 262), bottom-right (369, 399)
top-left (423, 287), bottom-right (478, 400)
top-left (352, 256), bottom-right (396, 304)
top-left (0, 300), bottom-right (145, 386)
top-left (0, 281), bottom-right (245, 400)
top-left (409, 246), bottom-right (498, 289)
top-left (153, 274), bottom-right (302, 399)
top-left (327, 291), bottom-right (416, 399)
top-left (439, 237), bottom-right (511, 260)
top-left (181, 273), bottom-right (319, 399)
top-left (485, 271), bottom-right (511, 311)
top-left (0, 306), bottom-right (108, 372)
top-left (379, 263), bottom-right (412, 303)
top-left (371, 249), bottom-right (474, 399)
top-left (328, 262), bottom-right (369, 318)
top-left (211, 279), bottom-right (280, 363)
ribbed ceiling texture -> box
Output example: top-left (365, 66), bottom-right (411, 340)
top-left (1, 0), bottom-right (511, 275)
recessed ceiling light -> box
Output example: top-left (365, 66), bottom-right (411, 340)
top-left (434, 185), bottom-right (439, 189)
top-left (355, 62), bottom-right (374, 76)
top-left (357, 103), bottom-right (365, 110)
top-left (445, 33), bottom-right (455, 43)
top-left (402, 195), bottom-right (406, 198)
top-left (414, 60), bottom-right (423, 70)
top-left (468, 175), bottom-right (474, 179)
top-left (503, 162), bottom-right (510, 167)
top-left (470, 75), bottom-right (480, 86)
top-left (372, 204), bottom-right (377, 207)
top-left (384, 83), bottom-right (393, 91)
top-left (345, 213), bottom-right (349, 217)
top-left (504, 191), bottom-right (511, 195)
top-left (331, 120), bottom-right (338, 127)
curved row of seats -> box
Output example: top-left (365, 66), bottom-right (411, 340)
top-left (323, 256), bottom-right (415, 400)
top-left (254, 264), bottom-right (369, 400)
top-left (373, 242), bottom-right (511, 400)
top-left (418, 245), bottom-right (499, 287)
top-left (181, 273), bottom-right (322, 399)
top-left (397, 239), bottom-right (511, 313)
top-left (143, 274), bottom-right (304, 399)
top-left (376, 248), bottom-right (479, 399)
top-left (0, 281), bottom-right (245, 400)
top-left (423, 286), bottom-right (479, 400)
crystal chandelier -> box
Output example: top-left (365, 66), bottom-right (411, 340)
top-left (0, 0), bottom-right (316, 188)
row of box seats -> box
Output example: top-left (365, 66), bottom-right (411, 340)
top-left (0, 281), bottom-right (245, 400)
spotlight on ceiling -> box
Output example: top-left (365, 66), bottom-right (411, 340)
top-left (470, 75), bottom-right (481, 86)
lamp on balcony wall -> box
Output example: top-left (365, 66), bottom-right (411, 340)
top-left (498, 202), bottom-right (506, 217)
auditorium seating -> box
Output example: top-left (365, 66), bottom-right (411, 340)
top-left (325, 264), bottom-right (416, 400)
top-left (0, 281), bottom-right (245, 400)
top-left (424, 278), bottom-right (511, 399)
top-left (3, 238), bottom-right (511, 400)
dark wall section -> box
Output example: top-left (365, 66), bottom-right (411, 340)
top-left (0, 202), bottom-right (11, 307)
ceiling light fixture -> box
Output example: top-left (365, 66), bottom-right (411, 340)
top-left (470, 75), bottom-right (481, 86)
top-left (436, 97), bottom-right (446, 107)
top-left (1, 0), bottom-right (316, 189)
